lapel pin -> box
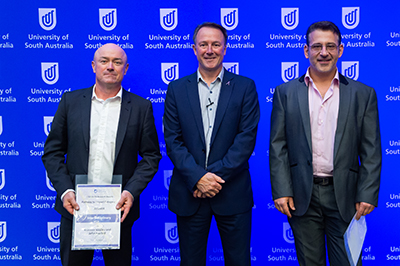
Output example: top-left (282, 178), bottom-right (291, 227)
top-left (226, 81), bottom-right (230, 86)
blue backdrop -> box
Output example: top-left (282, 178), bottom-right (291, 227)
top-left (1, 0), bottom-right (400, 265)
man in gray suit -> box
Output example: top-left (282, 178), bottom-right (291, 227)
top-left (269, 21), bottom-right (381, 265)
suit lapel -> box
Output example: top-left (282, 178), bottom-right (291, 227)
top-left (115, 89), bottom-right (131, 162)
top-left (211, 70), bottom-right (234, 144)
top-left (334, 74), bottom-right (351, 160)
top-left (186, 73), bottom-right (206, 145)
top-left (81, 87), bottom-right (93, 152)
top-left (297, 77), bottom-right (312, 152)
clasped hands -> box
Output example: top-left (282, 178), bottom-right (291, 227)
top-left (193, 172), bottom-right (225, 198)
top-left (62, 190), bottom-right (134, 223)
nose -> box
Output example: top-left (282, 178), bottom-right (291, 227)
top-left (320, 46), bottom-right (328, 56)
top-left (107, 61), bottom-right (114, 70)
top-left (206, 44), bottom-right (213, 54)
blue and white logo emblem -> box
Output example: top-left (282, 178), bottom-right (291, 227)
top-left (221, 8), bottom-right (239, 31)
top-left (38, 8), bottom-right (57, 31)
top-left (165, 223), bottom-right (179, 244)
top-left (342, 7), bottom-right (360, 30)
top-left (160, 9), bottom-right (178, 31)
top-left (99, 9), bottom-right (117, 31)
top-left (0, 116), bottom-right (2, 135)
top-left (44, 116), bottom-right (54, 136)
top-left (46, 171), bottom-right (55, 192)
top-left (281, 62), bottom-right (299, 82)
top-left (283, 222), bottom-right (294, 244)
top-left (161, 63), bottom-right (179, 85)
top-left (281, 8), bottom-right (299, 30)
top-left (41, 63), bottom-right (59, 85)
top-left (48, 222), bottom-right (60, 243)
top-left (164, 170), bottom-right (172, 190)
top-left (342, 61), bottom-right (359, 80)
top-left (223, 62), bottom-right (239, 75)
top-left (0, 222), bottom-right (6, 243)
top-left (0, 169), bottom-right (5, 191)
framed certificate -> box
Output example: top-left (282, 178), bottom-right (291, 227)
top-left (71, 184), bottom-right (121, 250)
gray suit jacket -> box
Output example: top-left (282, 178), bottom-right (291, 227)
top-left (269, 73), bottom-right (381, 222)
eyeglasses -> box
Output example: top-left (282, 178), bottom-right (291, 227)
top-left (310, 43), bottom-right (338, 53)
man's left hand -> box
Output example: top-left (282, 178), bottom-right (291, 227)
top-left (116, 190), bottom-right (134, 223)
top-left (355, 202), bottom-right (375, 220)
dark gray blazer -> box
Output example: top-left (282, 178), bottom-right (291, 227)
top-left (42, 86), bottom-right (161, 223)
top-left (269, 73), bottom-right (381, 222)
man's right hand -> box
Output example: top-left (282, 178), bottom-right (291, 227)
top-left (274, 197), bottom-right (295, 218)
top-left (196, 173), bottom-right (225, 198)
top-left (62, 191), bottom-right (80, 215)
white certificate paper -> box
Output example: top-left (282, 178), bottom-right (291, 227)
top-left (344, 213), bottom-right (367, 266)
top-left (72, 184), bottom-right (121, 250)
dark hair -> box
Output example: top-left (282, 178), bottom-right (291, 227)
top-left (306, 21), bottom-right (341, 45)
top-left (193, 22), bottom-right (228, 45)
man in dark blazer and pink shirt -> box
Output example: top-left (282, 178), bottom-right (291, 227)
top-left (270, 21), bottom-right (381, 266)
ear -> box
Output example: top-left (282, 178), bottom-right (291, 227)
top-left (338, 43), bottom-right (344, 58)
top-left (124, 63), bottom-right (129, 75)
top-left (304, 44), bottom-right (309, 59)
top-left (91, 61), bottom-right (96, 73)
top-left (192, 44), bottom-right (197, 56)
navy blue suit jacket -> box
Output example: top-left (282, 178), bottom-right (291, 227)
top-left (164, 70), bottom-right (260, 216)
top-left (269, 74), bottom-right (381, 222)
top-left (42, 86), bottom-right (161, 224)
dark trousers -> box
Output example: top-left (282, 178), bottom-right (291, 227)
top-left (288, 183), bottom-right (361, 266)
top-left (177, 198), bottom-right (252, 266)
top-left (60, 216), bottom-right (133, 266)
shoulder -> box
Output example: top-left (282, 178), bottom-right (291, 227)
top-left (122, 89), bottom-right (152, 107)
top-left (275, 75), bottom-right (305, 93)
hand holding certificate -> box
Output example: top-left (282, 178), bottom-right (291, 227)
top-left (72, 184), bottom-right (122, 250)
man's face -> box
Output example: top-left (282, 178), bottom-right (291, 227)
top-left (193, 27), bottom-right (226, 74)
top-left (92, 44), bottom-right (129, 87)
top-left (304, 29), bottom-right (343, 78)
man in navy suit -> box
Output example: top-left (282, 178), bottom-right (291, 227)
top-left (270, 21), bottom-right (381, 265)
top-left (42, 43), bottom-right (161, 266)
top-left (164, 22), bottom-right (260, 266)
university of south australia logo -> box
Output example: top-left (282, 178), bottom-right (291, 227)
top-left (0, 222), bottom-right (6, 243)
top-left (41, 63), bottom-right (59, 85)
top-left (48, 222), bottom-right (60, 243)
top-left (165, 223), bottom-right (179, 244)
top-left (46, 171), bottom-right (55, 192)
top-left (283, 222), bottom-right (295, 244)
top-left (342, 61), bottom-right (359, 80)
top-left (43, 116), bottom-right (54, 136)
top-left (281, 62), bottom-right (299, 82)
top-left (38, 8), bottom-right (57, 31)
top-left (223, 62), bottom-right (239, 75)
top-left (164, 170), bottom-right (172, 190)
top-left (99, 9), bottom-right (117, 31)
top-left (281, 8), bottom-right (299, 30)
top-left (160, 9), bottom-right (178, 31)
top-left (161, 63), bottom-right (179, 85)
top-left (0, 169), bottom-right (4, 191)
top-left (221, 8), bottom-right (238, 30)
top-left (342, 7), bottom-right (360, 30)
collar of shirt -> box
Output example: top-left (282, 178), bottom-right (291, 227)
top-left (304, 68), bottom-right (340, 90)
top-left (91, 85), bottom-right (123, 102)
top-left (197, 68), bottom-right (225, 85)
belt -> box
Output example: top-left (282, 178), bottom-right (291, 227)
top-left (313, 176), bottom-right (333, 186)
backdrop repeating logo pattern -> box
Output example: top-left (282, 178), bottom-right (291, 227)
top-left (283, 222), bottom-right (294, 244)
top-left (161, 63), bottom-right (179, 85)
top-left (43, 116), bottom-right (54, 136)
top-left (221, 8), bottom-right (239, 30)
top-left (160, 9), bottom-right (178, 31)
top-left (0, 116), bottom-right (2, 136)
top-left (165, 223), bottom-right (179, 244)
top-left (47, 222), bottom-right (60, 243)
top-left (99, 8), bottom-right (117, 31)
top-left (281, 62), bottom-right (299, 82)
top-left (38, 8), bottom-right (57, 31)
top-left (46, 172), bottom-right (55, 191)
top-left (0, 222), bottom-right (6, 243)
top-left (0, 169), bottom-right (5, 191)
top-left (41, 63), bottom-right (59, 85)
top-left (342, 7), bottom-right (360, 29)
top-left (223, 62), bottom-right (239, 75)
top-left (342, 61), bottom-right (359, 80)
top-left (281, 8), bottom-right (299, 30)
